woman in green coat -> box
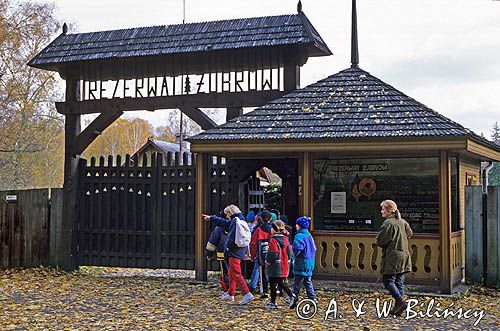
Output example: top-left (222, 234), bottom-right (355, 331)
top-left (376, 199), bottom-right (413, 316)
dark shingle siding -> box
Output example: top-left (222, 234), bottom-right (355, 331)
top-left (29, 14), bottom-right (331, 66)
top-left (190, 66), bottom-right (479, 142)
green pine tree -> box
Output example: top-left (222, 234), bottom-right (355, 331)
top-left (492, 121), bottom-right (500, 145)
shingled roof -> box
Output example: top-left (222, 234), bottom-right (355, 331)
top-left (189, 66), bottom-right (494, 146)
top-left (28, 13), bottom-right (331, 69)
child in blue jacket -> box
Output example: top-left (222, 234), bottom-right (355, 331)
top-left (289, 216), bottom-right (317, 309)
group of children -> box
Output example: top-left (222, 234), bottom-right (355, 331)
top-left (204, 199), bottom-right (413, 316)
top-left (203, 205), bottom-right (316, 309)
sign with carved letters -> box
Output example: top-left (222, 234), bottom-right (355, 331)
top-left (80, 68), bottom-right (283, 101)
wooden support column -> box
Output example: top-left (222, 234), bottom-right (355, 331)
top-left (60, 78), bottom-right (81, 270)
top-left (195, 152), bottom-right (208, 281)
top-left (226, 107), bottom-right (243, 122)
top-left (299, 152), bottom-right (313, 229)
top-left (439, 150), bottom-right (452, 293)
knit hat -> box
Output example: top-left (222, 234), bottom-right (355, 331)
top-left (270, 213), bottom-right (278, 221)
top-left (246, 211), bottom-right (255, 222)
top-left (296, 216), bottom-right (311, 230)
top-left (261, 210), bottom-right (272, 222)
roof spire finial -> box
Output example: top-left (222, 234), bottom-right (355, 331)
top-left (62, 22), bottom-right (68, 35)
top-left (351, 0), bottom-right (359, 67)
top-left (297, 0), bottom-right (303, 13)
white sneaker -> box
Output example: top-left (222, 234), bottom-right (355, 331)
top-left (221, 292), bottom-right (234, 301)
top-left (239, 292), bottom-right (254, 305)
top-left (264, 301), bottom-right (278, 309)
top-left (284, 294), bottom-right (296, 306)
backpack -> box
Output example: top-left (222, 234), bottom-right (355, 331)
top-left (234, 217), bottom-right (251, 248)
top-left (257, 239), bottom-right (269, 266)
top-left (266, 235), bottom-right (293, 276)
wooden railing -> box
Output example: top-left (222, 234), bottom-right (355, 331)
top-left (451, 231), bottom-right (464, 284)
top-left (313, 231), bottom-right (451, 284)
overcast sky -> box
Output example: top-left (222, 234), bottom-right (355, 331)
top-left (38, 0), bottom-right (500, 139)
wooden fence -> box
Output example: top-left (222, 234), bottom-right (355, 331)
top-left (0, 188), bottom-right (63, 269)
top-left (465, 185), bottom-right (500, 287)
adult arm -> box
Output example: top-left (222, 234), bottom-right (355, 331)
top-left (376, 221), bottom-right (394, 248)
top-left (403, 219), bottom-right (413, 239)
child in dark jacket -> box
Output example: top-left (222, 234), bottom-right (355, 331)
top-left (206, 225), bottom-right (229, 297)
top-left (249, 210), bottom-right (272, 297)
top-left (202, 204), bottom-right (254, 305)
top-left (290, 216), bottom-right (317, 309)
top-left (264, 220), bottom-right (295, 309)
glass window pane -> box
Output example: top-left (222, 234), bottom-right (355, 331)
top-left (313, 157), bottom-right (440, 233)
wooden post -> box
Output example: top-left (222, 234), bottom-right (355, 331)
top-left (439, 150), bottom-right (452, 293)
top-left (195, 152), bottom-right (208, 281)
top-left (49, 188), bottom-right (64, 267)
top-left (486, 186), bottom-right (500, 288)
top-left (300, 152), bottom-right (313, 228)
top-left (465, 185), bottom-right (483, 283)
top-left (226, 107), bottom-right (243, 122)
top-left (284, 64), bottom-right (300, 91)
top-left (60, 78), bottom-right (81, 270)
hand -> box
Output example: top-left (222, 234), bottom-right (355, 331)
top-left (202, 214), bottom-right (211, 221)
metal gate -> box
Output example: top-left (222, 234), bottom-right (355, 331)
top-left (77, 152), bottom-right (230, 269)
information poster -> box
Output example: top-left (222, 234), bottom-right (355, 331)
top-left (331, 192), bottom-right (346, 214)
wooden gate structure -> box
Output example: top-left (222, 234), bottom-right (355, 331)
top-left (28, 9), bottom-right (331, 271)
top-left (77, 152), bottom-right (231, 269)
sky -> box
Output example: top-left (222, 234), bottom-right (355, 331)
top-left (36, 0), bottom-right (500, 139)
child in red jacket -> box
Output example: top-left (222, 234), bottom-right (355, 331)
top-left (264, 220), bottom-right (296, 309)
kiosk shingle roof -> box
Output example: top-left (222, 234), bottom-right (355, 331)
top-left (28, 13), bottom-right (331, 67)
top-left (190, 66), bottom-right (488, 142)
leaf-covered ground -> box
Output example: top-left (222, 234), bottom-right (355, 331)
top-left (0, 268), bottom-right (498, 330)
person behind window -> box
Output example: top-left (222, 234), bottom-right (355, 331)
top-left (376, 200), bottom-right (413, 316)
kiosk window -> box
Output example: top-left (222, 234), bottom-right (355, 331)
top-left (313, 157), bottom-right (457, 233)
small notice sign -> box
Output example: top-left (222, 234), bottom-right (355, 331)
top-left (6, 195), bottom-right (17, 202)
top-left (331, 192), bottom-right (346, 214)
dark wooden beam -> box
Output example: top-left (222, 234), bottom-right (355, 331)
top-left (179, 106), bottom-right (217, 130)
top-left (226, 107), bottom-right (243, 121)
top-left (56, 90), bottom-right (287, 115)
top-left (72, 110), bottom-right (123, 156)
top-left (284, 64), bottom-right (300, 91)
